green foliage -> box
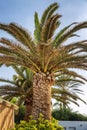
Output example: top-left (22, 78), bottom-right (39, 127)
top-left (52, 74), bottom-right (86, 108)
top-left (11, 114), bottom-right (64, 130)
top-left (52, 108), bottom-right (87, 121)
top-left (15, 105), bottom-right (26, 124)
top-left (10, 98), bottom-right (26, 123)
top-left (11, 97), bottom-right (18, 104)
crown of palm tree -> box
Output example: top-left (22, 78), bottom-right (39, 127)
top-left (0, 2), bottom-right (87, 77)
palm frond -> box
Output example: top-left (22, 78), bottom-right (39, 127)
top-left (0, 78), bottom-right (16, 85)
top-left (41, 2), bottom-right (59, 26)
top-left (12, 65), bottom-right (25, 79)
top-left (40, 14), bottom-right (61, 42)
top-left (55, 77), bottom-right (85, 85)
top-left (62, 40), bottom-right (87, 54)
top-left (53, 22), bottom-right (77, 46)
top-left (34, 12), bottom-right (41, 43)
top-left (0, 55), bottom-right (38, 73)
top-left (54, 21), bottom-right (87, 46)
top-left (0, 23), bottom-right (36, 53)
top-left (25, 68), bottom-right (34, 80)
top-left (77, 42), bottom-right (87, 51)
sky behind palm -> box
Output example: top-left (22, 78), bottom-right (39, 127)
top-left (0, 0), bottom-right (87, 115)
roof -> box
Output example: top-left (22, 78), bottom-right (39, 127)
top-left (0, 99), bottom-right (18, 110)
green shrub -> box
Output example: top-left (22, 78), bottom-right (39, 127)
top-left (52, 108), bottom-right (87, 121)
top-left (15, 105), bottom-right (26, 123)
top-left (11, 114), bottom-right (64, 130)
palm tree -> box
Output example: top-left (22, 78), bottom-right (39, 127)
top-left (0, 2), bottom-right (87, 120)
top-left (52, 75), bottom-right (86, 109)
top-left (0, 65), bottom-right (33, 120)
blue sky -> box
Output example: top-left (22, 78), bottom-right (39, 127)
top-left (0, 0), bottom-right (87, 114)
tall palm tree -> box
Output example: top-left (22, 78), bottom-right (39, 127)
top-left (52, 75), bottom-right (86, 109)
top-left (0, 65), bottom-right (33, 120)
top-left (0, 2), bottom-right (87, 120)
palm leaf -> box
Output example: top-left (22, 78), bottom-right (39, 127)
top-left (0, 23), bottom-right (36, 53)
top-left (0, 38), bottom-right (40, 72)
top-left (53, 22), bottom-right (77, 46)
top-left (12, 65), bottom-right (25, 79)
top-left (55, 21), bottom-right (87, 46)
top-left (41, 2), bottom-right (59, 26)
top-left (41, 14), bottom-right (61, 42)
top-left (0, 78), bottom-right (16, 85)
top-left (34, 12), bottom-right (41, 43)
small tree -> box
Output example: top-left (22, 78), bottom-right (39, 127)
top-left (0, 66), bottom-right (33, 121)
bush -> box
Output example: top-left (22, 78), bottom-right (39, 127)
top-left (15, 105), bottom-right (26, 123)
top-left (11, 114), bottom-right (64, 130)
top-left (52, 108), bottom-right (87, 121)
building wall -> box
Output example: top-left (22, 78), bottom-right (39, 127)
top-left (59, 121), bottom-right (87, 130)
top-left (0, 103), bottom-right (14, 130)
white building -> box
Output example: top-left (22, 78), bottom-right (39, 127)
top-left (59, 121), bottom-right (87, 130)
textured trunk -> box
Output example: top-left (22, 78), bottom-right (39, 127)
top-left (24, 104), bottom-right (32, 121)
top-left (32, 72), bottom-right (54, 120)
top-left (24, 96), bottom-right (33, 121)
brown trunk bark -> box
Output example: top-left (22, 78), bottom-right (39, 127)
top-left (24, 105), bottom-right (32, 121)
top-left (24, 96), bottom-right (33, 121)
top-left (32, 72), bottom-right (54, 120)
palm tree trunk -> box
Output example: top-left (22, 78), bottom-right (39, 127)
top-left (32, 72), bottom-right (54, 120)
top-left (24, 96), bottom-right (33, 121)
top-left (24, 104), bottom-right (32, 121)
